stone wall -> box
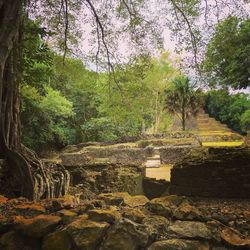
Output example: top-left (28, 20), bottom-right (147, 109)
top-left (143, 177), bottom-right (170, 199)
top-left (64, 163), bottom-right (145, 199)
top-left (159, 146), bottom-right (198, 164)
top-left (1, 193), bottom-right (249, 250)
top-left (61, 148), bottom-right (150, 166)
top-left (170, 147), bottom-right (250, 198)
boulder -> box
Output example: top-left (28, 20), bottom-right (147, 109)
top-left (60, 152), bottom-right (91, 166)
top-left (98, 192), bottom-right (129, 206)
top-left (15, 203), bottom-right (46, 215)
top-left (146, 195), bottom-right (188, 217)
top-left (98, 192), bottom-right (149, 207)
top-left (122, 207), bottom-right (146, 223)
top-left (173, 204), bottom-right (202, 221)
top-left (0, 230), bottom-right (40, 250)
top-left (0, 195), bottom-right (8, 204)
top-left (88, 208), bottom-right (121, 223)
top-left (126, 195), bottom-right (149, 207)
top-left (220, 228), bottom-right (250, 248)
top-left (142, 215), bottom-right (170, 241)
top-left (42, 229), bottom-right (72, 250)
top-left (148, 239), bottom-right (209, 250)
top-left (169, 221), bottom-right (212, 240)
top-left (51, 195), bottom-right (79, 210)
top-left (14, 214), bottom-right (61, 238)
top-left (56, 209), bottom-right (77, 224)
top-left (66, 217), bottom-right (109, 250)
top-left (100, 218), bottom-right (149, 250)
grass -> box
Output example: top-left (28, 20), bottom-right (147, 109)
top-left (202, 141), bottom-right (244, 147)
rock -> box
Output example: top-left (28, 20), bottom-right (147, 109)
top-left (15, 203), bottom-right (46, 215)
top-left (122, 207), bottom-right (146, 223)
top-left (56, 209), bottom-right (77, 224)
top-left (0, 230), bottom-right (40, 250)
top-left (173, 204), bottom-right (202, 221)
top-left (51, 195), bottom-right (79, 210)
top-left (100, 218), bottom-right (149, 250)
top-left (125, 195), bottom-right (149, 207)
top-left (15, 214), bottom-right (61, 238)
top-left (169, 221), bottom-right (212, 240)
top-left (67, 217), bottom-right (109, 250)
top-left (0, 195), bottom-right (8, 204)
top-left (146, 195), bottom-right (188, 217)
top-left (42, 229), bottom-right (72, 250)
top-left (0, 215), bottom-right (12, 234)
top-left (98, 192), bottom-right (149, 207)
top-left (142, 215), bottom-right (170, 241)
top-left (60, 152), bottom-right (91, 166)
top-left (98, 192), bottom-right (129, 206)
top-left (148, 239), bottom-right (209, 250)
top-left (88, 208), bottom-right (121, 223)
top-left (57, 209), bottom-right (77, 217)
top-left (220, 227), bottom-right (250, 248)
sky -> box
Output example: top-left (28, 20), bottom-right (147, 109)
top-left (65, 0), bottom-right (250, 92)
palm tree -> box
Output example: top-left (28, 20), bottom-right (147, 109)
top-left (165, 76), bottom-right (201, 131)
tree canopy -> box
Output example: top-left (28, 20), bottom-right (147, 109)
top-left (165, 76), bottom-right (202, 131)
top-left (202, 16), bottom-right (250, 89)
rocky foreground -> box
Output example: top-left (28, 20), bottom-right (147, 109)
top-left (0, 193), bottom-right (250, 250)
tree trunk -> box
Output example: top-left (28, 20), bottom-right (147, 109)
top-left (181, 111), bottom-right (186, 131)
top-left (0, 0), bottom-right (70, 200)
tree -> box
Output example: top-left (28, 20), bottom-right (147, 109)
top-left (205, 90), bottom-right (250, 134)
top-left (165, 76), bottom-right (201, 130)
top-left (202, 16), bottom-right (250, 89)
top-left (0, 0), bottom-right (248, 200)
top-left (241, 110), bottom-right (250, 133)
top-left (0, 2), bottom-right (70, 200)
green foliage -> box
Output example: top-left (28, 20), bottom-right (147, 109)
top-left (205, 89), bottom-right (250, 133)
top-left (20, 20), bottom-right (179, 149)
top-left (203, 16), bottom-right (250, 89)
top-left (40, 86), bottom-right (74, 118)
top-left (20, 20), bottom-right (75, 150)
top-left (241, 110), bottom-right (250, 132)
top-left (165, 75), bottom-right (202, 130)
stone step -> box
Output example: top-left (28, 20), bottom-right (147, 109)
top-left (145, 159), bottom-right (161, 168)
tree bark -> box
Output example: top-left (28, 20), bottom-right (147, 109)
top-left (0, 0), bottom-right (70, 200)
top-left (181, 110), bottom-right (186, 131)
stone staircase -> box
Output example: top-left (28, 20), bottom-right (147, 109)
top-left (195, 110), bottom-right (244, 146)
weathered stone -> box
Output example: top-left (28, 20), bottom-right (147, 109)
top-left (173, 204), bottom-right (202, 221)
top-left (98, 192), bottom-right (129, 206)
top-left (0, 195), bottom-right (8, 204)
top-left (170, 147), bottom-right (250, 198)
top-left (100, 218), bottom-right (149, 250)
top-left (0, 215), bottom-right (11, 234)
top-left (220, 228), bottom-right (250, 248)
top-left (60, 152), bottom-right (91, 166)
top-left (42, 229), bottom-right (72, 250)
top-left (148, 239), bottom-right (209, 250)
top-left (51, 195), bottom-right (79, 210)
top-left (88, 208), bottom-right (121, 223)
top-left (0, 230), bottom-right (40, 250)
top-left (15, 214), bottom-right (61, 238)
top-left (142, 215), bottom-right (170, 241)
top-left (125, 195), bottom-right (149, 207)
top-left (67, 217), bottom-right (109, 250)
top-left (169, 221), bottom-right (212, 240)
top-left (15, 203), bottom-right (46, 215)
top-left (143, 178), bottom-right (170, 199)
top-left (122, 207), bottom-right (146, 223)
top-left (146, 195), bottom-right (188, 217)
top-left (56, 209), bottom-right (77, 224)
top-left (98, 192), bottom-right (149, 207)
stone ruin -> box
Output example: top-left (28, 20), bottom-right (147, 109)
top-left (170, 147), bottom-right (250, 198)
